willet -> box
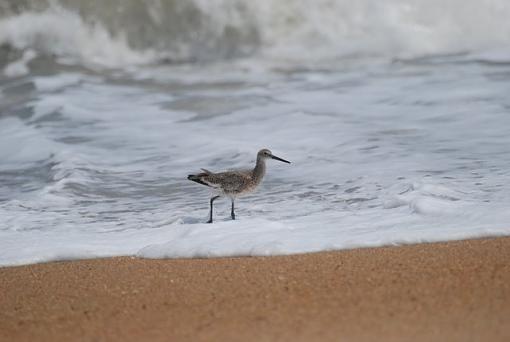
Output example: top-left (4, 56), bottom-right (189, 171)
top-left (187, 149), bottom-right (291, 223)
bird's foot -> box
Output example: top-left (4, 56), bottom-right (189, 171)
top-left (206, 219), bottom-right (213, 224)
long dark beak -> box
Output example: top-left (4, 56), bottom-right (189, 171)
top-left (271, 155), bottom-right (291, 164)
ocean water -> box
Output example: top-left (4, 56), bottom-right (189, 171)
top-left (1, 0), bottom-right (510, 267)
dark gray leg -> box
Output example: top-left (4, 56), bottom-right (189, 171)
top-left (207, 196), bottom-right (220, 223)
top-left (231, 199), bottom-right (235, 220)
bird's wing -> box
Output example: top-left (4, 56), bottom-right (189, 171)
top-left (203, 171), bottom-right (251, 193)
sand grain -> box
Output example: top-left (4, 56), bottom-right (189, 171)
top-left (1, 237), bottom-right (510, 342)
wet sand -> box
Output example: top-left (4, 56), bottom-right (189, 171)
top-left (1, 237), bottom-right (509, 342)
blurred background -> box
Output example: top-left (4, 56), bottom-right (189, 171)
top-left (2, 0), bottom-right (510, 68)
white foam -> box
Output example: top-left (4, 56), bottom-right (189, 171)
top-left (0, 117), bottom-right (60, 166)
top-left (383, 183), bottom-right (466, 215)
top-left (1, 59), bottom-right (510, 267)
top-left (2, 1), bottom-right (510, 71)
top-left (136, 207), bottom-right (510, 260)
top-left (189, 0), bottom-right (510, 62)
top-left (0, 6), bottom-right (158, 69)
top-left (32, 73), bottom-right (97, 92)
top-left (3, 49), bottom-right (37, 77)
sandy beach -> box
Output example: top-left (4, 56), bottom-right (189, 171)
top-left (1, 237), bottom-right (509, 342)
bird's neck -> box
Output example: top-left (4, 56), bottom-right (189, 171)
top-left (252, 156), bottom-right (266, 183)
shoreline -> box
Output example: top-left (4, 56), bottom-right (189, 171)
top-left (1, 237), bottom-right (510, 341)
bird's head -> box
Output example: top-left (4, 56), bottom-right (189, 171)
top-left (258, 149), bottom-right (290, 164)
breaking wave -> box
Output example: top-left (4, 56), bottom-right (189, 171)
top-left (1, 0), bottom-right (510, 70)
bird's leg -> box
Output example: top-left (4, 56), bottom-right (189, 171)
top-left (207, 196), bottom-right (220, 223)
top-left (231, 199), bottom-right (235, 220)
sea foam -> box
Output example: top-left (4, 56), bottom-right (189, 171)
top-left (1, 2), bottom-right (510, 267)
top-left (1, 0), bottom-right (510, 72)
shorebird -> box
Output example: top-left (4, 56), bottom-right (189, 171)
top-left (187, 149), bottom-right (291, 223)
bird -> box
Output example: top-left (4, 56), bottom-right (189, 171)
top-left (187, 149), bottom-right (291, 223)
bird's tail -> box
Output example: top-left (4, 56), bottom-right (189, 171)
top-left (187, 173), bottom-right (200, 181)
top-left (187, 173), bottom-right (210, 187)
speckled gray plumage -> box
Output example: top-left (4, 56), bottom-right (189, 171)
top-left (187, 149), bottom-right (289, 223)
top-left (188, 155), bottom-right (266, 197)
